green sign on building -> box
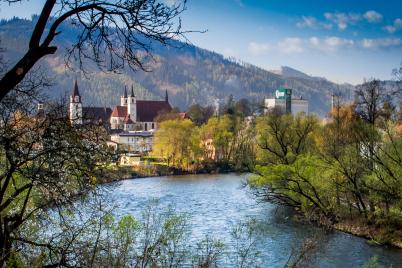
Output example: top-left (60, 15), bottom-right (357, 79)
top-left (274, 88), bottom-right (292, 113)
top-left (275, 88), bottom-right (291, 99)
top-left (275, 89), bottom-right (286, 99)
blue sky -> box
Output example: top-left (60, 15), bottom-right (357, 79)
top-left (1, 0), bottom-right (402, 84)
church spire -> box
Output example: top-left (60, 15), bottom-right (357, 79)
top-left (71, 80), bottom-right (81, 103)
top-left (165, 89), bottom-right (169, 103)
top-left (72, 80), bottom-right (80, 97)
top-left (131, 85), bottom-right (135, 97)
top-left (123, 86), bottom-right (128, 98)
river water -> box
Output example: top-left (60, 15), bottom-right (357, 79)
top-left (104, 173), bottom-right (402, 267)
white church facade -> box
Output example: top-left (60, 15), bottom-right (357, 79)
top-left (69, 80), bottom-right (172, 131)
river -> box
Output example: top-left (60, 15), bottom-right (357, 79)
top-left (104, 173), bottom-right (402, 267)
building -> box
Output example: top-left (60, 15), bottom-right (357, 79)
top-left (110, 131), bottom-right (154, 153)
top-left (109, 86), bottom-right (172, 131)
top-left (69, 80), bottom-right (172, 131)
top-left (264, 88), bottom-right (308, 115)
top-left (69, 80), bottom-right (113, 126)
top-left (119, 153), bottom-right (142, 166)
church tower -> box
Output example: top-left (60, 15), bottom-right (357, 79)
top-left (165, 89), bottom-right (169, 103)
top-left (69, 80), bottom-right (83, 125)
top-left (121, 86), bottom-right (128, 106)
top-left (127, 85), bottom-right (137, 122)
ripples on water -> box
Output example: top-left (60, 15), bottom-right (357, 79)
top-left (102, 173), bottom-right (402, 268)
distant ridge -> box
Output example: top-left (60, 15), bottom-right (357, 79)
top-left (0, 17), bottom-right (355, 115)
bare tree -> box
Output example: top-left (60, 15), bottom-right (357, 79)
top-left (0, 0), bottom-right (189, 101)
top-left (0, 74), bottom-right (114, 265)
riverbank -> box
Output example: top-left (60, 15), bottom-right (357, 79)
top-left (98, 167), bottom-right (402, 250)
top-left (97, 162), bottom-right (241, 183)
top-left (334, 220), bottom-right (402, 249)
top-left (293, 212), bottom-right (402, 249)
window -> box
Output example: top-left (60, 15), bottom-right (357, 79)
top-left (151, 123), bottom-right (154, 129)
top-left (144, 123), bottom-right (148, 131)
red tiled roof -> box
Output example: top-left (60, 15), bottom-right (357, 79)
top-left (110, 101), bottom-right (172, 122)
top-left (111, 106), bottom-right (127, 117)
top-left (137, 100), bottom-right (172, 122)
top-left (124, 114), bottom-right (134, 124)
top-left (177, 112), bottom-right (188, 119)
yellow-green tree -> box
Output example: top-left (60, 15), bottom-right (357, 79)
top-left (153, 119), bottom-right (200, 170)
top-left (199, 116), bottom-right (235, 163)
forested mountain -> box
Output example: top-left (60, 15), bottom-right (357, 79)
top-left (0, 17), bottom-right (355, 115)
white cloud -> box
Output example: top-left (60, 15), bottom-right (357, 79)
top-left (396, 18), bottom-right (402, 27)
top-left (248, 38), bottom-right (304, 55)
top-left (248, 36), bottom-right (401, 56)
top-left (299, 10), bottom-right (384, 31)
top-left (296, 16), bottom-right (332, 30)
top-left (364, 10), bottom-right (383, 23)
top-left (278, 38), bottom-right (304, 54)
top-left (384, 25), bottom-right (397, 34)
top-left (308, 36), bottom-right (354, 52)
top-left (324, 12), bottom-right (362, 30)
top-left (384, 18), bottom-right (402, 33)
top-left (248, 36), bottom-right (353, 55)
top-left (361, 38), bottom-right (401, 49)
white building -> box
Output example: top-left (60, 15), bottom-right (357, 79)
top-left (68, 80), bottom-right (172, 131)
top-left (110, 131), bottom-right (154, 153)
top-left (110, 87), bottom-right (172, 131)
top-left (264, 89), bottom-right (308, 115)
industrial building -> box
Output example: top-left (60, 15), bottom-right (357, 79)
top-left (264, 88), bottom-right (308, 115)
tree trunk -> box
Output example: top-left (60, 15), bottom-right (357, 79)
top-left (0, 46), bottom-right (57, 100)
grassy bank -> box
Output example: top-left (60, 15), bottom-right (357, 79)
top-left (96, 159), bottom-right (242, 183)
top-left (334, 219), bottom-right (402, 249)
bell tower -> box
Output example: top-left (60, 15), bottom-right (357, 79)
top-left (69, 80), bottom-right (83, 124)
top-left (121, 86), bottom-right (128, 106)
top-left (127, 85), bottom-right (137, 122)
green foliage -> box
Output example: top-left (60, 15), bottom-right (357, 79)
top-left (250, 107), bottom-right (402, 234)
top-left (4, 251), bottom-right (24, 268)
top-left (255, 113), bottom-right (318, 165)
top-left (187, 104), bottom-right (214, 126)
top-left (362, 256), bottom-right (385, 268)
top-left (153, 114), bottom-right (256, 172)
top-left (153, 119), bottom-right (201, 170)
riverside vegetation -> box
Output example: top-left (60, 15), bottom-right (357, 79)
top-left (152, 77), bottom-right (402, 248)
top-left (1, 74), bottom-right (401, 266)
top-left (0, 0), bottom-right (400, 265)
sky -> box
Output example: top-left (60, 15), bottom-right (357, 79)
top-left (1, 0), bottom-right (402, 85)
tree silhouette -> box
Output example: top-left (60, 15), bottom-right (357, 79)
top-left (0, 0), bottom-right (188, 100)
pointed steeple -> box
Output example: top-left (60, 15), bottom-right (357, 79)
top-left (131, 85), bottom-right (135, 97)
top-left (165, 89), bottom-right (169, 103)
top-left (72, 80), bottom-right (80, 97)
top-left (123, 86), bottom-right (128, 98)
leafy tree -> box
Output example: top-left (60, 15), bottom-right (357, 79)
top-left (187, 104), bottom-right (214, 126)
top-left (153, 119), bottom-right (200, 170)
top-left (234, 98), bottom-right (251, 117)
top-left (199, 116), bottom-right (235, 164)
top-left (255, 112), bottom-right (318, 165)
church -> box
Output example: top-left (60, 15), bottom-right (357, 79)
top-left (69, 80), bottom-right (172, 131)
